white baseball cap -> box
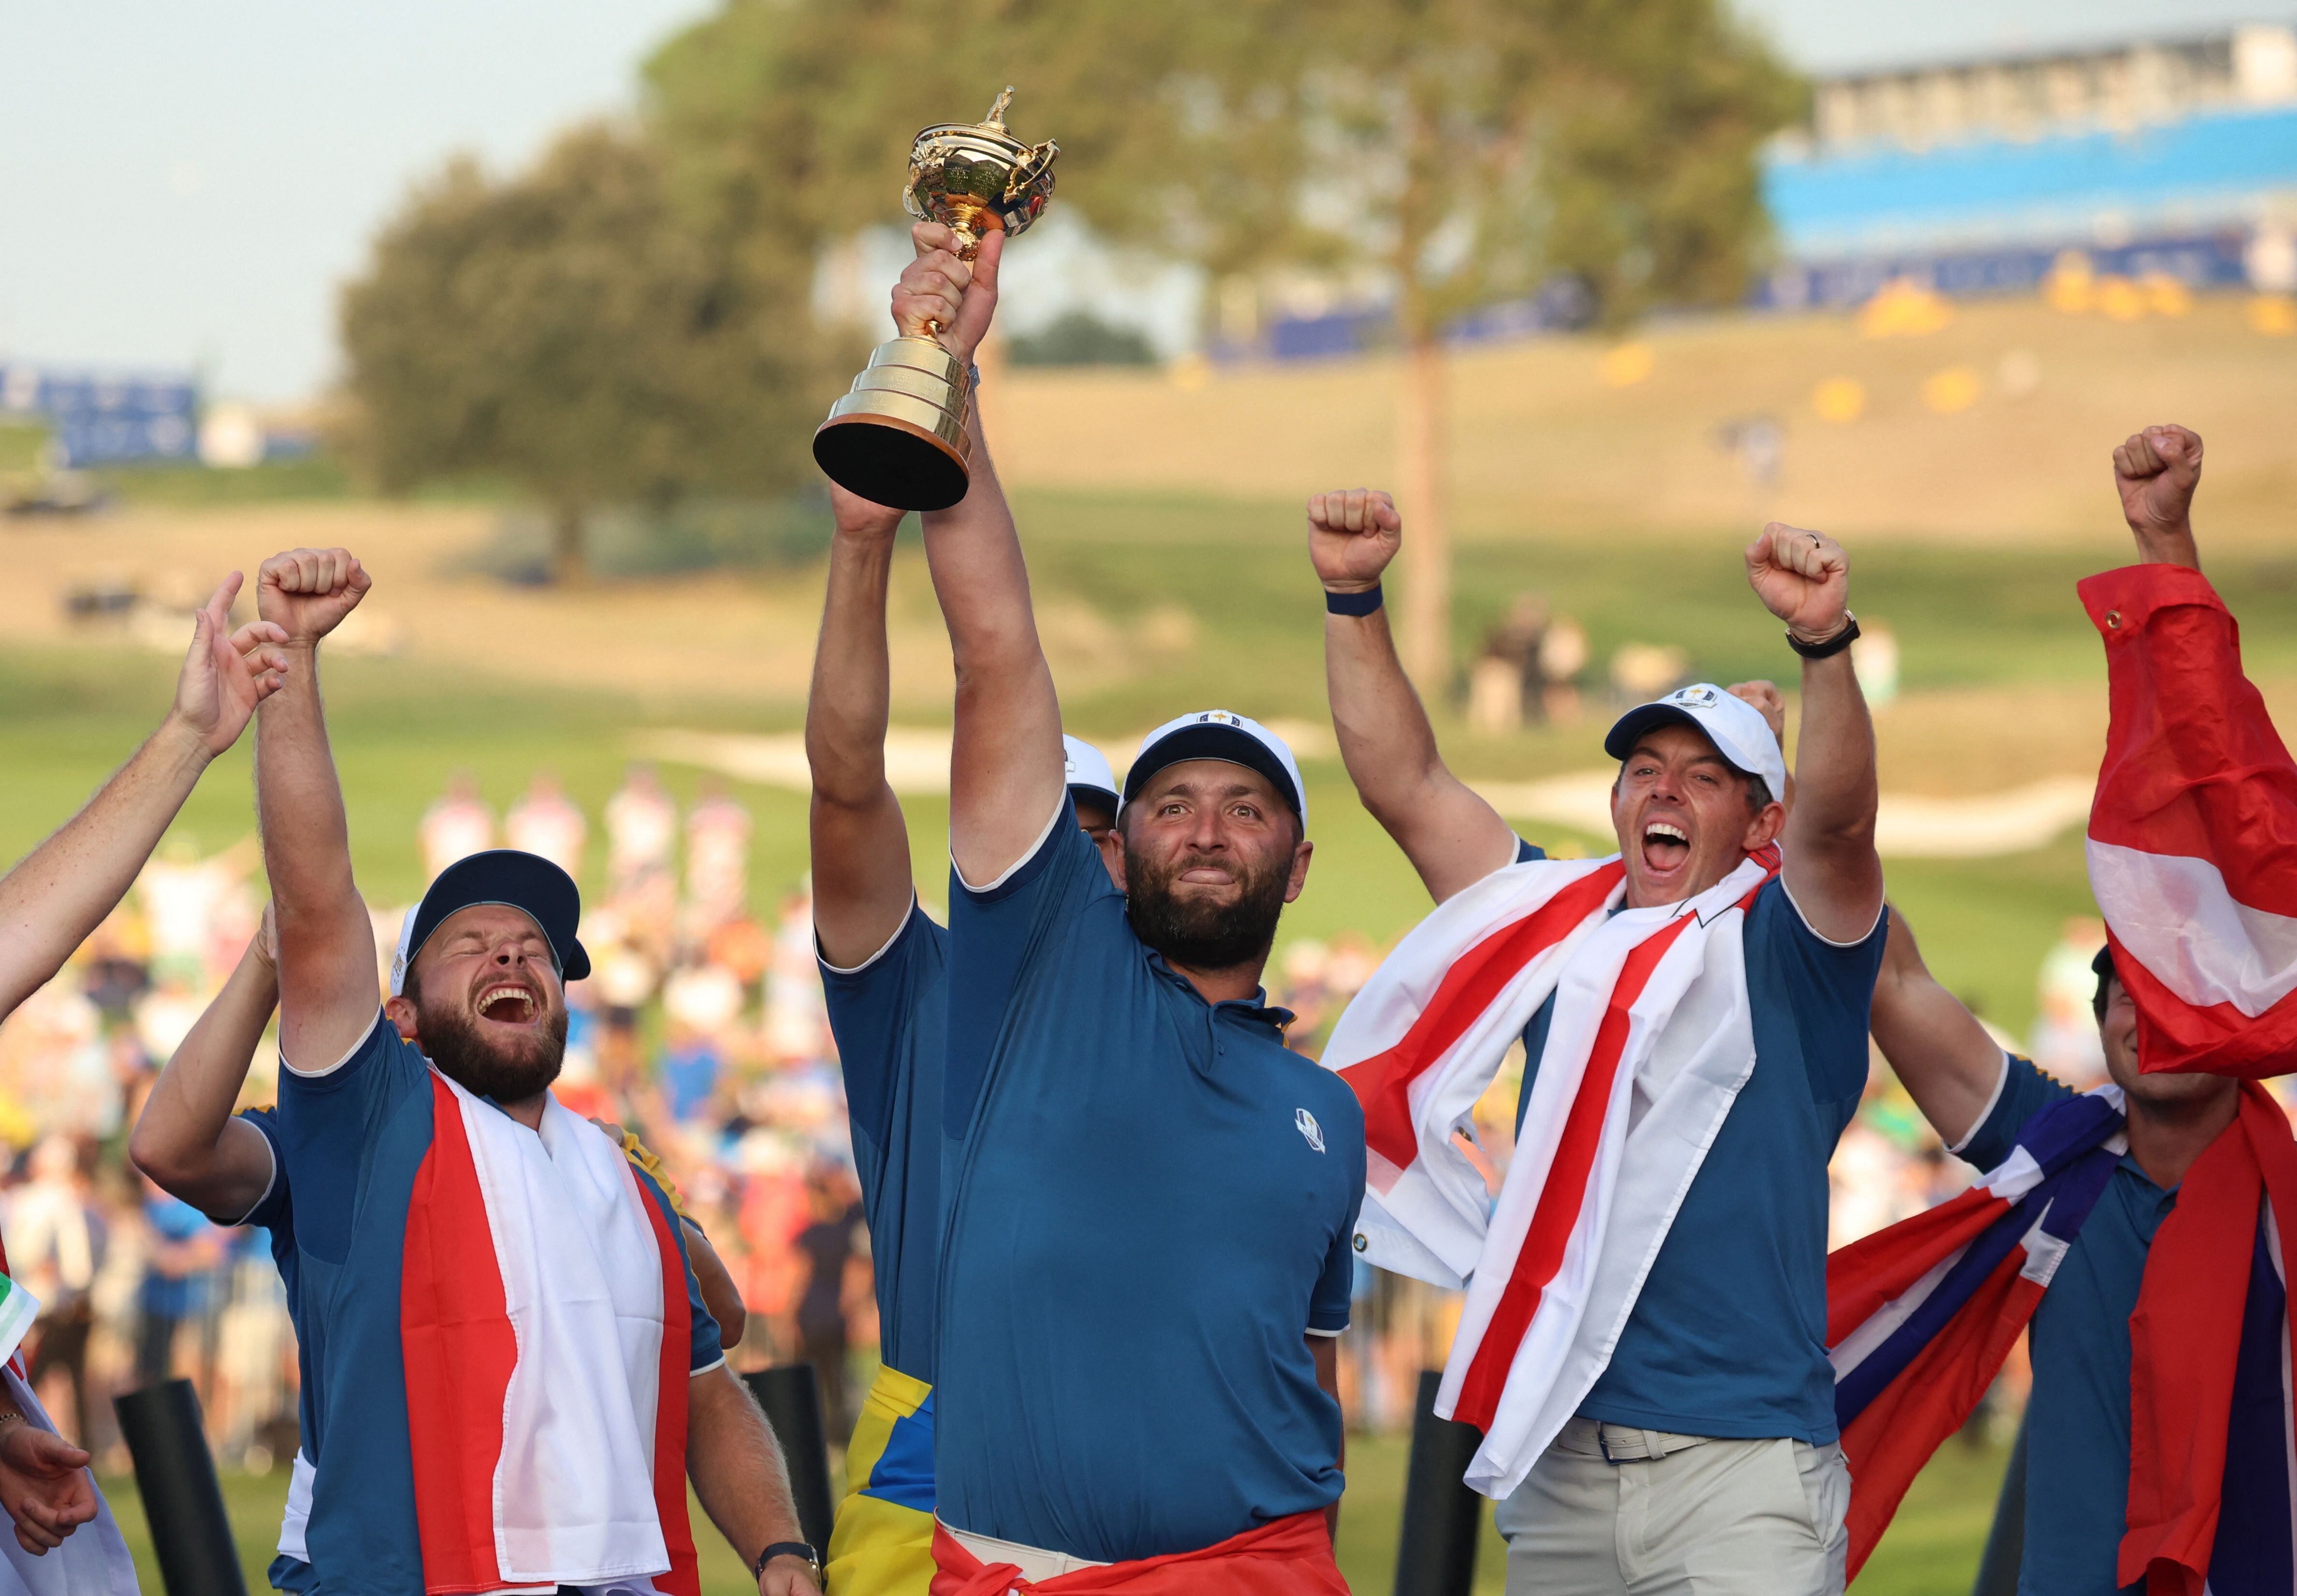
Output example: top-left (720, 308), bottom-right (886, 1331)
top-left (1062, 735), bottom-right (1119, 814)
top-left (1121, 710), bottom-right (1307, 831)
top-left (1602, 683), bottom-right (1787, 802)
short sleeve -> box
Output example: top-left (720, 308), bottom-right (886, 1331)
top-left (820, 904), bottom-right (948, 1156)
top-left (633, 1167), bottom-right (724, 1372)
top-left (1515, 838), bottom-right (1548, 864)
top-left (276, 1012), bottom-right (422, 1264)
top-left (1308, 1221), bottom-right (1355, 1335)
top-left (1750, 878), bottom-right (1887, 1104)
top-left (1953, 1054), bottom-right (2076, 1173)
top-left (231, 1108), bottom-right (290, 1231)
top-left (945, 795), bottom-right (1108, 1139)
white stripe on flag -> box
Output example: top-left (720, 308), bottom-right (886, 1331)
top-left (2088, 840), bottom-right (2297, 1017)
top-left (0, 1276), bottom-right (41, 1368)
top-left (1830, 1244), bottom-right (1969, 1382)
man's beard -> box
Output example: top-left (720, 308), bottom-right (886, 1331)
top-left (1123, 839), bottom-right (1290, 972)
top-left (416, 998), bottom-right (568, 1103)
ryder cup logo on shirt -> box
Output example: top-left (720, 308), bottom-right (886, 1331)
top-left (1295, 1107), bottom-right (1326, 1153)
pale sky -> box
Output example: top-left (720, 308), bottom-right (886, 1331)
top-left (5, 0), bottom-right (2294, 401)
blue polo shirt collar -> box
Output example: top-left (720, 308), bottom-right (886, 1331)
top-left (1140, 949), bottom-right (1294, 1030)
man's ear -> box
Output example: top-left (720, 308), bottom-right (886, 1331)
top-left (1100, 828), bottom-right (1127, 890)
top-left (384, 993), bottom-right (421, 1043)
top-left (1743, 800), bottom-right (1787, 853)
top-left (1284, 838), bottom-right (1314, 904)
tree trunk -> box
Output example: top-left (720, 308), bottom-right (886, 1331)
top-left (552, 505), bottom-right (588, 585)
top-left (1397, 331), bottom-right (1451, 693)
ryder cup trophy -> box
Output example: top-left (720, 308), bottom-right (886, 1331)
top-left (812, 87), bottom-right (1059, 512)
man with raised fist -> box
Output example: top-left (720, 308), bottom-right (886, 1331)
top-left (1310, 490), bottom-right (1887, 1596)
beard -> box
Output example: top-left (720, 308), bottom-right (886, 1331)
top-left (415, 997), bottom-right (568, 1104)
top-left (1123, 837), bottom-right (1292, 972)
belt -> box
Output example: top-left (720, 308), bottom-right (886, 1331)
top-left (1561, 1417), bottom-right (1710, 1464)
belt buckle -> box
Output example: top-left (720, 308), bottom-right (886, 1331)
top-left (1597, 1424), bottom-right (1631, 1464)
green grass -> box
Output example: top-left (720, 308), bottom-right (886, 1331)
top-left (96, 1435), bottom-right (2008, 1593)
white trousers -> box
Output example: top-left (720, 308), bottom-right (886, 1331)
top-left (1493, 1418), bottom-right (1850, 1596)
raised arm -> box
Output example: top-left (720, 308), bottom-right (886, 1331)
top-left (807, 485), bottom-right (918, 966)
top-left (2113, 424), bottom-right (2203, 570)
top-left (1747, 524), bottom-right (1883, 943)
top-left (1868, 907), bottom-right (2010, 1148)
top-left (254, 549), bottom-right (379, 1070)
top-left (1309, 489), bottom-right (1516, 902)
top-left (128, 905), bottom-right (281, 1221)
top-left (898, 224), bottom-right (1066, 885)
top-left (0, 577), bottom-right (285, 1020)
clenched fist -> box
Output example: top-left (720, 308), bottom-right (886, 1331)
top-left (1307, 489), bottom-right (1401, 596)
top-left (892, 222), bottom-right (1004, 362)
top-left (258, 547), bottom-right (371, 646)
top-left (2112, 424), bottom-right (2202, 550)
top-left (1745, 523), bottom-right (1851, 645)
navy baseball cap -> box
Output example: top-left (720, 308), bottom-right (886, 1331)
top-left (1121, 710), bottom-right (1307, 829)
top-left (391, 849), bottom-right (590, 997)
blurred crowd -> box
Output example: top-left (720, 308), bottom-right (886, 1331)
top-left (1, 770), bottom-right (2276, 1468)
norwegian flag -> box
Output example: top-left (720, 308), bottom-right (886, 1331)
top-left (2081, 564), bottom-right (2297, 1078)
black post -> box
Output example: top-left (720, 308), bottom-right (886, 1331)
top-left (1971, 1415), bottom-right (2028, 1596)
top-left (113, 1379), bottom-right (247, 1596)
top-left (1394, 1370), bottom-right (1483, 1596)
top-left (746, 1363), bottom-right (836, 1553)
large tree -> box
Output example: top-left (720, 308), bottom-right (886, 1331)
top-left (646, 0), bottom-right (1799, 674)
top-left (338, 122), bottom-right (831, 582)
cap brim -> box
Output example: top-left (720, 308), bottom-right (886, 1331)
top-left (1066, 783), bottom-right (1121, 816)
top-left (1602, 704), bottom-right (1760, 782)
top-left (1121, 725), bottom-right (1303, 819)
top-left (407, 850), bottom-right (590, 985)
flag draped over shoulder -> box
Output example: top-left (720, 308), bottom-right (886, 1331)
top-left (1322, 848), bottom-right (1776, 1499)
top-left (2081, 564), bottom-right (2297, 1078)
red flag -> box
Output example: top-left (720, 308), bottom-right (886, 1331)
top-left (2080, 564), bottom-right (2297, 1077)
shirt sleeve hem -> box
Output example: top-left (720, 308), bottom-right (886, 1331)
top-left (280, 1010), bottom-right (384, 1080)
top-left (1305, 1323), bottom-right (1347, 1338)
top-left (1776, 876), bottom-right (1885, 950)
top-left (1948, 1051), bottom-right (2013, 1157)
top-left (953, 795), bottom-right (1069, 900)
top-left (817, 900), bottom-right (917, 976)
top-left (689, 1353), bottom-right (728, 1377)
top-left (214, 1126), bottom-right (281, 1228)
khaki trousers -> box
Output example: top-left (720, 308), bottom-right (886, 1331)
top-left (1493, 1418), bottom-right (1850, 1596)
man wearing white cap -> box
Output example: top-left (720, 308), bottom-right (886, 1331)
top-left (892, 222), bottom-right (1361, 1595)
top-left (801, 478), bottom-right (1123, 1596)
top-left (1308, 489), bottom-right (1886, 1596)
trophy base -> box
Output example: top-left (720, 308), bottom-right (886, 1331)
top-left (812, 337), bottom-right (974, 512)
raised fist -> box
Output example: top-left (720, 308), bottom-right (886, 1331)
top-left (892, 222), bottom-right (1003, 363)
top-left (2112, 424), bottom-right (2202, 543)
top-left (1745, 523), bottom-right (1850, 644)
top-left (171, 572), bottom-right (291, 757)
top-left (258, 547), bottom-right (371, 646)
top-left (1307, 489), bottom-right (1402, 596)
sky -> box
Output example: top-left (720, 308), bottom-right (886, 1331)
top-left (5, 0), bottom-right (2296, 402)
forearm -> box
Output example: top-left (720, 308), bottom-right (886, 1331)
top-left (688, 1366), bottom-right (804, 1565)
top-left (129, 945), bottom-right (279, 1216)
top-left (1783, 652), bottom-right (1880, 897)
top-left (257, 646), bottom-right (377, 1060)
top-left (1310, 1335), bottom-right (1343, 1540)
top-left (805, 533), bottom-right (898, 807)
top-left (1867, 911), bottom-right (2007, 1147)
top-left (0, 716), bottom-right (211, 1019)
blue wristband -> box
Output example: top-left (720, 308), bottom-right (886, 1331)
top-left (1325, 584), bottom-right (1383, 617)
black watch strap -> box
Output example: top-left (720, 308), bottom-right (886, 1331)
top-left (1786, 612), bottom-right (1860, 659)
top-left (755, 1540), bottom-right (822, 1580)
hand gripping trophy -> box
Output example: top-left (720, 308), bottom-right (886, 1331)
top-left (811, 87), bottom-right (1058, 512)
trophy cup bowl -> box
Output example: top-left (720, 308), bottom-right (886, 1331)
top-left (813, 87), bottom-right (1059, 512)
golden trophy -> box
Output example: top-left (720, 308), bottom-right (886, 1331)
top-left (812, 87), bottom-right (1059, 512)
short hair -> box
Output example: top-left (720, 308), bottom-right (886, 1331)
top-left (2092, 943), bottom-right (2118, 1024)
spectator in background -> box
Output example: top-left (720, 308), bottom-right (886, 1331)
top-left (685, 780), bottom-right (753, 933)
top-left (506, 771), bottom-right (587, 880)
top-left (792, 1170), bottom-right (868, 1439)
top-left (134, 1175), bottom-right (221, 1387)
top-left (417, 771), bottom-right (495, 881)
top-left (9, 1137), bottom-right (106, 1443)
top-left (1469, 593), bottom-right (1549, 734)
top-left (2031, 915), bottom-right (2109, 1088)
top-left (606, 765), bottom-right (680, 954)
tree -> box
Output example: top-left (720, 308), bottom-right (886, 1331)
top-left (645, 0), bottom-right (1800, 674)
top-left (337, 122), bottom-right (833, 582)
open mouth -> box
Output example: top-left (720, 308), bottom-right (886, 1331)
top-left (477, 983), bottom-right (541, 1026)
top-left (1640, 820), bottom-right (1691, 873)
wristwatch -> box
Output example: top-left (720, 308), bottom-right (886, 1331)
top-left (755, 1541), bottom-right (823, 1583)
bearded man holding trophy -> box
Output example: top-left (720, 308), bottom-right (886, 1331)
top-left (814, 91), bottom-right (1363, 1596)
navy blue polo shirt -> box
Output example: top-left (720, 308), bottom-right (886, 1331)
top-left (1961, 1057), bottom-right (2294, 1596)
top-left (936, 799), bottom-right (1365, 1562)
top-left (819, 904), bottom-right (947, 1383)
top-left (1511, 842), bottom-right (1885, 1444)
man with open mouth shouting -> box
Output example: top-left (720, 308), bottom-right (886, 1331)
top-left (1310, 491), bottom-right (1888, 1596)
top-left (249, 547), bottom-right (822, 1596)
